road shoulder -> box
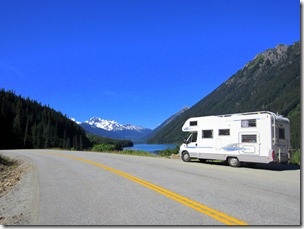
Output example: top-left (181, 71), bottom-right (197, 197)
top-left (0, 153), bottom-right (39, 225)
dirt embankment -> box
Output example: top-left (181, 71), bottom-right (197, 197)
top-left (0, 154), bottom-right (39, 225)
top-left (0, 156), bottom-right (23, 194)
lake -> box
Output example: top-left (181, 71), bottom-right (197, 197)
top-left (123, 144), bottom-right (177, 154)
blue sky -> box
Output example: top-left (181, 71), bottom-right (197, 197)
top-left (0, 0), bottom-right (300, 129)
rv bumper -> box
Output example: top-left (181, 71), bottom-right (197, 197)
top-left (279, 153), bottom-right (289, 163)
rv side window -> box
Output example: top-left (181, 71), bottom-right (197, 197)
top-left (190, 121), bottom-right (197, 126)
top-left (219, 129), bottom-right (230, 136)
top-left (241, 119), bottom-right (256, 128)
top-left (279, 128), bottom-right (285, 139)
top-left (202, 130), bottom-right (213, 138)
top-left (241, 135), bottom-right (257, 143)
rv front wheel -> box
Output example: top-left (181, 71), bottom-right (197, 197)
top-left (181, 151), bottom-right (191, 162)
top-left (227, 157), bottom-right (240, 167)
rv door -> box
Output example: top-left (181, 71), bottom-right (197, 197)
top-left (275, 124), bottom-right (289, 163)
top-left (184, 132), bottom-right (199, 157)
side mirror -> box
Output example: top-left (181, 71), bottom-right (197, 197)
top-left (183, 139), bottom-right (188, 144)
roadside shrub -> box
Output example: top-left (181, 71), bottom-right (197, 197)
top-left (290, 149), bottom-right (301, 165)
top-left (120, 150), bottom-right (154, 157)
top-left (159, 146), bottom-right (179, 157)
top-left (92, 144), bottom-right (116, 152)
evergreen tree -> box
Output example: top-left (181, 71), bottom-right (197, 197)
top-left (0, 89), bottom-right (92, 150)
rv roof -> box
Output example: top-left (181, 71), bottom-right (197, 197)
top-left (216, 111), bottom-right (277, 118)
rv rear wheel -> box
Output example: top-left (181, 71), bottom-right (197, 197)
top-left (227, 157), bottom-right (240, 167)
top-left (181, 151), bottom-right (191, 162)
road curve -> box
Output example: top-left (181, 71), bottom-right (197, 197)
top-left (0, 149), bottom-right (300, 225)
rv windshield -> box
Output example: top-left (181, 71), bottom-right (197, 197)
top-left (185, 132), bottom-right (197, 144)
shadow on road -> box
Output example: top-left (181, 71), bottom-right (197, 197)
top-left (248, 162), bottom-right (300, 171)
top-left (190, 159), bottom-right (300, 171)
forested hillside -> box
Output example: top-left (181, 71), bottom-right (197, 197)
top-left (0, 89), bottom-right (91, 150)
top-left (148, 41), bottom-right (301, 149)
top-left (141, 107), bottom-right (189, 142)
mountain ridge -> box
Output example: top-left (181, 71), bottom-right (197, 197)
top-left (147, 41), bottom-right (300, 149)
top-left (84, 117), bottom-right (147, 132)
top-left (77, 117), bottom-right (152, 141)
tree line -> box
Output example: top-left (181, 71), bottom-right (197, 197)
top-left (0, 89), bottom-right (91, 150)
top-left (87, 133), bottom-right (133, 150)
top-left (0, 89), bottom-right (133, 150)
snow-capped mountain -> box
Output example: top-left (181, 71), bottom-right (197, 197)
top-left (85, 117), bottom-right (147, 132)
top-left (73, 117), bottom-right (152, 141)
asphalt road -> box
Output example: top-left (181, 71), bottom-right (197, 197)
top-left (0, 149), bottom-right (301, 225)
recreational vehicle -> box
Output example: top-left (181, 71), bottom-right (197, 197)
top-left (179, 111), bottom-right (290, 167)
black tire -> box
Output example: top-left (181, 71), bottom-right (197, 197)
top-left (181, 151), bottom-right (191, 162)
top-left (227, 157), bottom-right (240, 167)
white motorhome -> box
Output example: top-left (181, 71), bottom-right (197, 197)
top-left (179, 111), bottom-right (290, 167)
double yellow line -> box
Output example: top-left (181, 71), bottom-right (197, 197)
top-left (49, 152), bottom-right (248, 225)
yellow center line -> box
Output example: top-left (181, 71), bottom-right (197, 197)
top-left (48, 152), bottom-right (248, 225)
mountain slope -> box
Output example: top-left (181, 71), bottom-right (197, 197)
top-left (79, 117), bottom-right (152, 141)
top-left (147, 41), bottom-right (301, 148)
top-left (142, 107), bottom-right (189, 142)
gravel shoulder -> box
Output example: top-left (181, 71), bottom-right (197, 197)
top-left (0, 154), bottom-right (39, 225)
